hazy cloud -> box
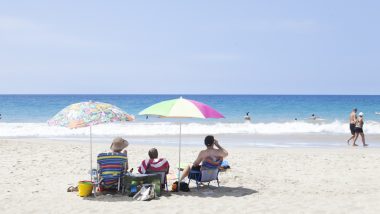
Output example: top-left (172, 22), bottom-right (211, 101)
top-left (0, 16), bottom-right (97, 48)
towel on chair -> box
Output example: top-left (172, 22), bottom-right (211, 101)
top-left (138, 158), bottom-right (170, 174)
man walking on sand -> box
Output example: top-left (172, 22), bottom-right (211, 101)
top-left (347, 108), bottom-right (357, 145)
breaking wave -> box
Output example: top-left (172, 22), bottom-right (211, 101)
top-left (1, 120), bottom-right (380, 138)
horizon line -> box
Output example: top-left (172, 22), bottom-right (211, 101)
top-left (0, 93), bottom-right (380, 96)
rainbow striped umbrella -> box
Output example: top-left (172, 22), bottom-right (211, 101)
top-left (48, 101), bottom-right (134, 181)
top-left (139, 97), bottom-right (224, 119)
top-left (139, 97), bottom-right (224, 185)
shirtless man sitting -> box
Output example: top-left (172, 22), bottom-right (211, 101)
top-left (179, 135), bottom-right (228, 181)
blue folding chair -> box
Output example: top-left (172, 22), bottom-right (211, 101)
top-left (188, 157), bottom-right (222, 190)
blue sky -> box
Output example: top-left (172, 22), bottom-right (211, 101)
top-left (0, 0), bottom-right (379, 94)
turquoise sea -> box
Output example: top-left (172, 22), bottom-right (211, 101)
top-left (1, 95), bottom-right (380, 140)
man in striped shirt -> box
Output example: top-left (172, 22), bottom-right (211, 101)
top-left (138, 148), bottom-right (170, 174)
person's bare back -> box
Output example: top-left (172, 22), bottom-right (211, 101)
top-left (349, 111), bottom-right (357, 124)
top-left (193, 141), bottom-right (228, 166)
top-left (180, 136), bottom-right (228, 181)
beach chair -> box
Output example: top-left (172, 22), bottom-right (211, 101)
top-left (146, 169), bottom-right (169, 191)
top-left (187, 157), bottom-right (222, 190)
top-left (95, 152), bottom-right (128, 192)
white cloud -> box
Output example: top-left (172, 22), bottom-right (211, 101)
top-left (0, 16), bottom-right (97, 48)
top-left (0, 16), bottom-right (39, 31)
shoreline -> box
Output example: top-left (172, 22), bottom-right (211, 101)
top-left (2, 133), bottom-right (379, 148)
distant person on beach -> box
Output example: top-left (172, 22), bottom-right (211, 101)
top-left (244, 112), bottom-right (251, 122)
top-left (137, 148), bottom-right (170, 174)
top-left (353, 112), bottom-right (368, 147)
top-left (347, 108), bottom-right (357, 145)
top-left (179, 135), bottom-right (228, 181)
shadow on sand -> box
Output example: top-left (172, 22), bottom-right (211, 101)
top-left (170, 186), bottom-right (258, 198)
top-left (83, 186), bottom-right (257, 202)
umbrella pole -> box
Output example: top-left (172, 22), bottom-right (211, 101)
top-left (178, 121), bottom-right (182, 189)
top-left (90, 125), bottom-right (93, 182)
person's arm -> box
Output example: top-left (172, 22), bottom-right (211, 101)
top-left (122, 150), bottom-right (128, 171)
top-left (192, 151), bottom-right (203, 166)
top-left (214, 140), bottom-right (228, 157)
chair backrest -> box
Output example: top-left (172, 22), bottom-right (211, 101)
top-left (200, 169), bottom-right (219, 182)
top-left (200, 157), bottom-right (222, 182)
top-left (146, 170), bottom-right (167, 184)
top-left (97, 152), bottom-right (128, 187)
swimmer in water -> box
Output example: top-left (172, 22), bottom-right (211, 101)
top-left (310, 114), bottom-right (318, 120)
top-left (244, 112), bottom-right (251, 122)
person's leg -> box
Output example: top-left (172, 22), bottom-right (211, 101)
top-left (347, 134), bottom-right (354, 145)
top-left (360, 133), bottom-right (368, 146)
top-left (353, 133), bottom-right (359, 146)
top-left (179, 164), bottom-right (192, 181)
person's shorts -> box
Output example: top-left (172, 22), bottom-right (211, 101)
top-left (355, 127), bottom-right (363, 133)
top-left (191, 165), bottom-right (201, 171)
top-left (350, 124), bottom-right (356, 135)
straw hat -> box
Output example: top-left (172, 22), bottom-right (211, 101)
top-left (110, 137), bottom-right (129, 151)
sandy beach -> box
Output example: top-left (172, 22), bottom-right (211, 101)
top-left (1, 138), bottom-right (380, 214)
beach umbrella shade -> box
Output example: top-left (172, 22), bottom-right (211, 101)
top-left (48, 101), bottom-right (134, 180)
top-left (139, 97), bottom-right (224, 185)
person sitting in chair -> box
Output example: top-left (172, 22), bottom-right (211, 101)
top-left (108, 137), bottom-right (129, 171)
top-left (179, 135), bottom-right (228, 181)
top-left (138, 148), bottom-right (170, 174)
top-left (96, 137), bottom-right (129, 192)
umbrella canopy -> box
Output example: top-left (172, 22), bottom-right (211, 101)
top-left (139, 97), bottom-right (224, 186)
top-left (48, 101), bottom-right (134, 182)
top-left (139, 97), bottom-right (224, 119)
top-left (48, 101), bottom-right (134, 129)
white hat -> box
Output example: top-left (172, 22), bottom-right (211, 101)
top-left (359, 112), bottom-right (364, 117)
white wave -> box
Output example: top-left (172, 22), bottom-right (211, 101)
top-left (1, 120), bottom-right (380, 137)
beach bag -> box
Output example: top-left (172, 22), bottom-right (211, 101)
top-left (133, 184), bottom-right (155, 201)
top-left (171, 181), bottom-right (190, 192)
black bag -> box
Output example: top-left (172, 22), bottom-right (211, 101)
top-left (171, 181), bottom-right (190, 192)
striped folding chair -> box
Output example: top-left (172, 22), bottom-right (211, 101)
top-left (188, 157), bottom-right (222, 190)
top-left (95, 152), bottom-right (128, 192)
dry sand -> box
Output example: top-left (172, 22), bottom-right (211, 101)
top-left (1, 138), bottom-right (380, 214)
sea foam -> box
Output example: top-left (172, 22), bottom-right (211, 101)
top-left (1, 120), bottom-right (380, 138)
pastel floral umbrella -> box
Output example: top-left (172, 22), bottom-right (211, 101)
top-left (48, 101), bottom-right (134, 180)
top-left (139, 97), bottom-right (224, 185)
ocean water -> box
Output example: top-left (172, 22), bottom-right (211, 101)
top-left (1, 95), bottom-right (380, 138)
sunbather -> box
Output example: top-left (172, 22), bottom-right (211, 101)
top-left (109, 137), bottom-right (129, 170)
top-left (95, 137), bottom-right (129, 192)
top-left (179, 135), bottom-right (228, 181)
top-left (138, 148), bottom-right (170, 174)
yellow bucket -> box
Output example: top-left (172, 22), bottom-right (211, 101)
top-left (78, 181), bottom-right (93, 197)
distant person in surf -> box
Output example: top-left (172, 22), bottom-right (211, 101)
top-left (347, 108), bottom-right (357, 145)
top-left (353, 112), bottom-right (368, 147)
top-left (310, 114), bottom-right (318, 120)
top-left (244, 112), bottom-right (251, 122)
